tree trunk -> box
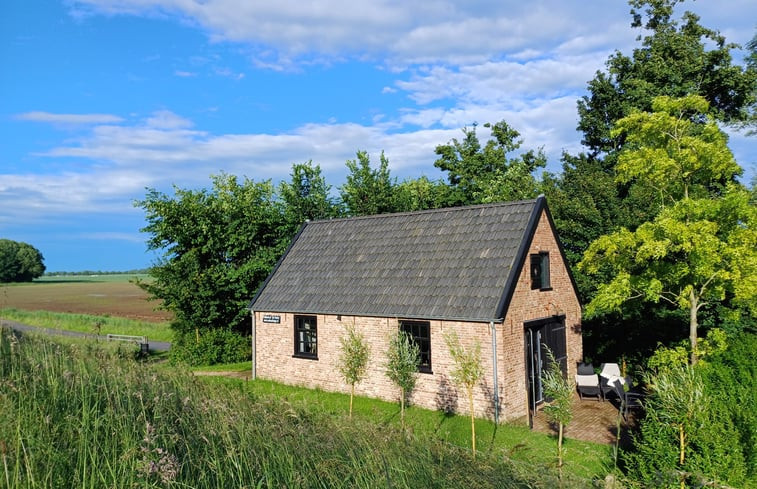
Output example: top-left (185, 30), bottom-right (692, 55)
top-left (558, 422), bottom-right (564, 469)
top-left (400, 388), bottom-right (405, 427)
top-left (468, 386), bottom-right (476, 458)
top-left (689, 290), bottom-right (698, 365)
top-left (349, 384), bottom-right (354, 418)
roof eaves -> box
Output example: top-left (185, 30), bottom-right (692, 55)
top-left (493, 195), bottom-right (545, 319)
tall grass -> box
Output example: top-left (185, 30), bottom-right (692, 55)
top-left (0, 308), bottom-right (172, 342)
top-left (0, 328), bottom-right (597, 488)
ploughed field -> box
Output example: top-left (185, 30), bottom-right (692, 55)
top-left (0, 276), bottom-right (171, 322)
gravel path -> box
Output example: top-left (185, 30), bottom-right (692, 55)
top-left (0, 318), bottom-right (171, 351)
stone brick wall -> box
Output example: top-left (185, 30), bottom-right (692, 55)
top-left (495, 210), bottom-right (583, 421)
top-left (253, 208), bottom-right (582, 422)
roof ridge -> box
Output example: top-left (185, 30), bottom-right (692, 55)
top-left (307, 197), bottom-right (540, 225)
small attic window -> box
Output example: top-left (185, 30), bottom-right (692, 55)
top-left (530, 252), bottom-right (551, 290)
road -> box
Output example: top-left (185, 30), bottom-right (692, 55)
top-left (0, 318), bottom-right (171, 352)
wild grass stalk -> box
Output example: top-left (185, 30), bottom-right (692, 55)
top-left (0, 327), bottom-right (595, 488)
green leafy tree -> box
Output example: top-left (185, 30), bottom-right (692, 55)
top-left (613, 95), bottom-right (742, 204)
top-left (135, 174), bottom-right (287, 364)
top-left (340, 151), bottom-right (397, 216)
top-left (434, 121), bottom-right (544, 206)
top-left (393, 176), bottom-right (449, 213)
top-left (444, 332), bottom-right (483, 458)
top-left (581, 187), bottom-right (756, 366)
top-left (337, 324), bottom-right (370, 418)
top-left (541, 348), bottom-right (574, 473)
top-left (549, 1), bottom-right (757, 345)
top-left (577, 0), bottom-right (756, 156)
top-left (385, 330), bottom-right (419, 427)
top-left (580, 96), bottom-right (756, 365)
top-left (0, 239), bottom-right (45, 283)
top-left (278, 161), bottom-right (339, 235)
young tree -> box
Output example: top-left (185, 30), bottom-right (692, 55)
top-left (541, 349), bottom-right (574, 473)
top-left (444, 332), bottom-right (483, 458)
top-left (337, 324), bottom-right (370, 418)
top-left (385, 330), bottom-right (419, 427)
top-left (580, 97), bottom-right (756, 365)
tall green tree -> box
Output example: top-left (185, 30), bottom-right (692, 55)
top-left (577, 0), bottom-right (756, 156)
top-left (0, 239), bottom-right (45, 283)
top-left (579, 97), bottom-right (756, 364)
top-left (278, 161), bottom-right (339, 235)
top-left (135, 174), bottom-right (286, 363)
top-left (434, 121), bottom-right (544, 206)
top-left (552, 0), bottom-right (757, 360)
top-left (340, 151), bottom-right (397, 217)
top-left (393, 176), bottom-right (449, 213)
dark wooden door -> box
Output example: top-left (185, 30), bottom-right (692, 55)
top-left (525, 316), bottom-right (567, 415)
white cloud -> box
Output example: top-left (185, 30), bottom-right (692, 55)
top-left (69, 0), bottom-right (637, 68)
top-left (16, 111), bottom-right (124, 125)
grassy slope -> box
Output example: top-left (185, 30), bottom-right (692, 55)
top-left (1, 330), bottom-right (603, 488)
top-left (199, 374), bottom-right (610, 481)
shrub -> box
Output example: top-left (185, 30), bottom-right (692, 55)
top-left (169, 327), bottom-right (250, 366)
top-left (624, 333), bottom-right (756, 487)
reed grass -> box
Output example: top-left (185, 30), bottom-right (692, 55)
top-left (0, 328), bottom-right (598, 488)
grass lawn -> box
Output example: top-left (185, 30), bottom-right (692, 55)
top-left (195, 364), bottom-right (612, 481)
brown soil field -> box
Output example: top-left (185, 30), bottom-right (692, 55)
top-left (0, 281), bottom-right (172, 322)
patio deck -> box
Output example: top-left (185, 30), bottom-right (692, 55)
top-left (531, 393), bottom-right (639, 445)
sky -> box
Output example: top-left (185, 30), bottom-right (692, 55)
top-left (2, 0), bottom-right (756, 272)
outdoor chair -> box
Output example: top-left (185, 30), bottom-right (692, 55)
top-left (575, 372), bottom-right (602, 401)
top-left (610, 377), bottom-right (644, 420)
top-left (577, 362), bottom-right (595, 375)
top-left (574, 362), bottom-right (602, 401)
top-left (600, 362), bottom-right (622, 399)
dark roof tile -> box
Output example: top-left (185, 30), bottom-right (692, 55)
top-left (250, 199), bottom-right (540, 321)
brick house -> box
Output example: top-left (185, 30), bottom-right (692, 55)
top-left (248, 196), bottom-right (582, 424)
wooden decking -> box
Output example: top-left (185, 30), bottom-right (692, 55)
top-left (531, 393), bottom-right (638, 445)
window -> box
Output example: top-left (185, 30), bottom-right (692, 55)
top-left (400, 320), bottom-right (432, 373)
top-left (294, 315), bottom-right (318, 359)
top-left (530, 252), bottom-right (551, 290)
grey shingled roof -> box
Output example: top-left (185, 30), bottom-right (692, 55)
top-left (250, 198), bottom-right (543, 321)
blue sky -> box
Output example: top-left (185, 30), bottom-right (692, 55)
top-left (2, 0), bottom-right (755, 272)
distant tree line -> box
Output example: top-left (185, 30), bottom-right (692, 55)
top-left (0, 239), bottom-right (46, 283)
top-left (44, 269), bottom-right (151, 276)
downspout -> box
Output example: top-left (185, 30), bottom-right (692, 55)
top-left (490, 321), bottom-right (500, 424)
top-left (251, 309), bottom-right (257, 380)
